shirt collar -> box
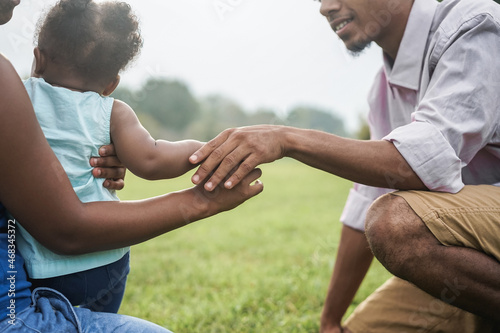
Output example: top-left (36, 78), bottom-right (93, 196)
top-left (384, 0), bottom-right (439, 90)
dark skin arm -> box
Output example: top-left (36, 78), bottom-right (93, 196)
top-left (0, 54), bottom-right (263, 255)
top-left (189, 125), bottom-right (426, 191)
top-left (92, 99), bottom-right (203, 184)
top-left (320, 225), bottom-right (373, 333)
top-left (110, 100), bottom-right (203, 180)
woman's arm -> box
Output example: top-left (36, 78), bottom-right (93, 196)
top-left (110, 99), bottom-right (203, 180)
top-left (0, 55), bottom-right (262, 255)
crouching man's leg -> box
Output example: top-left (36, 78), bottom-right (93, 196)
top-left (365, 185), bottom-right (500, 324)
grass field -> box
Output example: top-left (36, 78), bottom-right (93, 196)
top-left (118, 159), bottom-right (392, 332)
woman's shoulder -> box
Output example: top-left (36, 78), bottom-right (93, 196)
top-left (0, 53), bottom-right (15, 74)
top-left (0, 53), bottom-right (23, 90)
top-left (0, 52), bottom-right (10, 64)
top-left (0, 53), bottom-right (13, 75)
top-left (0, 53), bottom-right (32, 103)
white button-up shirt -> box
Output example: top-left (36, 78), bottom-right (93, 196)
top-left (341, 0), bottom-right (500, 231)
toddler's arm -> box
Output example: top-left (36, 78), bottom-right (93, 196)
top-left (110, 99), bottom-right (203, 180)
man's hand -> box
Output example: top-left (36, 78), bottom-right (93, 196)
top-left (320, 321), bottom-right (353, 333)
top-left (320, 325), bottom-right (346, 333)
top-left (90, 144), bottom-right (126, 190)
top-left (189, 125), bottom-right (286, 191)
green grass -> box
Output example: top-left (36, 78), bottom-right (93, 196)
top-left (118, 159), bottom-right (392, 332)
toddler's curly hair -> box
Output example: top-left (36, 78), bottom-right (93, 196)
top-left (35, 0), bottom-right (143, 85)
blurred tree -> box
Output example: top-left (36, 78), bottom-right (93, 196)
top-left (188, 95), bottom-right (248, 141)
top-left (137, 78), bottom-right (199, 133)
top-left (286, 106), bottom-right (347, 137)
top-left (112, 77), bottom-right (358, 141)
top-left (111, 86), bottom-right (139, 110)
top-left (112, 86), bottom-right (164, 138)
top-left (355, 116), bottom-right (370, 140)
top-left (247, 108), bottom-right (284, 126)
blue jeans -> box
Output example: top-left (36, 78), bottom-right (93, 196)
top-left (0, 288), bottom-right (172, 332)
top-left (30, 252), bottom-right (130, 313)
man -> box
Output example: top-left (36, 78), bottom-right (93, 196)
top-left (188, 0), bottom-right (500, 331)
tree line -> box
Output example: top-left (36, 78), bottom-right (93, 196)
top-left (112, 77), bottom-right (368, 142)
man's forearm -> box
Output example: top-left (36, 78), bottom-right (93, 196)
top-left (321, 225), bottom-right (374, 330)
top-left (281, 127), bottom-right (426, 190)
top-left (189, 125), bottom-right (426, 192)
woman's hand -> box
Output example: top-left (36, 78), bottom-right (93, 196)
top-left (192, 167), bottom-right (264, 219)
top-left (90, 144), bottom-right (126, 190)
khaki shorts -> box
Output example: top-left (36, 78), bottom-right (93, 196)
top-left (344, 185), bottom-right (500, 333)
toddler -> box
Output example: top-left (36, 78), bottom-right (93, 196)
top-left (17, 0), bottom-right (203, 313)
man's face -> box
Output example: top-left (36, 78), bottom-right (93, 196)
top-left (0, 0), bottom-right (20, 25)
top-left (320, 0), bottom-right (398, 54)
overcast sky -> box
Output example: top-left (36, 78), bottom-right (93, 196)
top-left (0, 0), bottom-right (383, 131)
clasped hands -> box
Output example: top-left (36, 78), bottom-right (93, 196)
top-left (189, 125), bottom-right (285, 191)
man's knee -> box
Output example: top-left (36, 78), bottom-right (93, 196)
top-left (365, 193), bottom-right (428, 276)
top-left (365, 194), bottom-right (409, 248)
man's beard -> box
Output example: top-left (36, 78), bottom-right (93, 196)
top-left (347, 40), bottom-right (372, 57)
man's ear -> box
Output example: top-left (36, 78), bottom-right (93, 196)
top-left (102, 75), bottom-right (120, 96)
top-left (32, 47), bottom-right (47, 76)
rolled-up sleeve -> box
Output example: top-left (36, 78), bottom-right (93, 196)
top-left (384, 122), bottom-right (463, 192)
top-left (340, 184), bottom-right (393, 231)
top-left (384, 13), bottom-right (500, 193)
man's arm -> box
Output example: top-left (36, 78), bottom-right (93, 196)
top-left (0, 54), bottom-right (263, 255)
top-left (320, 225), bottom-right (373, 333)
top-left (189, 125), bottom-right (426, 191)
top-left (110, 99), bottom-right (203, 180)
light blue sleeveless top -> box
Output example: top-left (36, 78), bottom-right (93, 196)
top-left (18, 77), bottom-right (129, 279)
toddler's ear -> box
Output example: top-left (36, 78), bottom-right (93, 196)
top-left (32, 47), bottom-right (47, 77)
top-left (103, 75), bottom-right (120, 96)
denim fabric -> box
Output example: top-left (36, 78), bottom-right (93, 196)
top-left (30, 252), bottom-right (130, 313)
top-left (0, 288), bottom-right (172, 333)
